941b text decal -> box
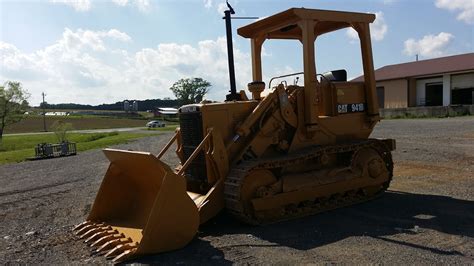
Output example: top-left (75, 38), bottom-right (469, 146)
top-left (337, 103), bottom-right (366, 114)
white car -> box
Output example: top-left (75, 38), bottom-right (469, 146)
top-left (146, 120), bottom-right (166, 128)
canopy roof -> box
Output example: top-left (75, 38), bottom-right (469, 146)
top-left (238, 8), bottom-right (375, 40)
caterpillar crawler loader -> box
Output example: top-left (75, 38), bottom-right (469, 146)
top-left (74, 7), bottom-right (395, 262)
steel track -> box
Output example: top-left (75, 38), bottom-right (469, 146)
top-left (224, 139), bottom-right (393, 224)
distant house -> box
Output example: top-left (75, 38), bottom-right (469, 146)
top-left (154, 107), bottom-right (178, 119)
top-left (45, 112), bottom-right (69, 116)
top-left (354, 53), bottom-right (474, 108)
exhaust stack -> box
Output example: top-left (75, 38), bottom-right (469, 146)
top-left (224, 2), bottom-right (240, 101)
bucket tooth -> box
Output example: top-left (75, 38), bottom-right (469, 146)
top-left (105, 243), bottom-right (137, 259)
top-left (75, 223), bottom-right (103, 236)
top-left (79, 226), bottom-right (109, 239)
top-left (112, 247), bottom-right (138, 263)
top-left (96, 237), bottom-right (131, 254)
top-left (90, 233), bottom-right (121, 248)
top-left (85, 230), bottom-right (115, 244)
top-left (96, 239), bottom-right (120, 254)
top-left (73, 221), bottom-right (92, 231)
top-left (74, 224), bottom-right (95, 235)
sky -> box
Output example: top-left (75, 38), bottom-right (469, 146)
top-left (0, 0), bottom-right (473, 106)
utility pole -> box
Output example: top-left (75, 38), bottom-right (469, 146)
top-left (42, 92), bottom-right (47, 132)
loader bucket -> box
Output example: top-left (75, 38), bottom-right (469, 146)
top-left (73, 149), bottom-right (199, 262)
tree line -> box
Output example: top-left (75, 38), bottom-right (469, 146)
top-left (43, 77), bottom-right (211, 110)
top-left (1, 77), bottom-right (211, 139)
top-left (42, 98), bottom-right (181, 111)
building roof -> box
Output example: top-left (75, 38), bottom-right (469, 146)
top-left (157, 107), bottom-right (178, 111)
top-left (157, 111), bottom-right (178, 115)
top-left (238, 8), bottom-right (375, 40)
top-left (155, 107), bottom-right (178, 115)
top-left (353, 53), bottom-right (474, 82)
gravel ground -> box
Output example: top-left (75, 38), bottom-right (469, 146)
top-left (0, 117), bottom-right (473, 264)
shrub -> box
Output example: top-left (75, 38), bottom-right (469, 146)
top-left (51, 121), bottom-right (73, 143)
top-left (84, 133), bottom-right (107, 142)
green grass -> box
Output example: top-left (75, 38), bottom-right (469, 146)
top-left (0, 132), bottom-right (154, 165)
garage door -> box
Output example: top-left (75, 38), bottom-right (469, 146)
top-left (451, 72), bottom-right (474, 89)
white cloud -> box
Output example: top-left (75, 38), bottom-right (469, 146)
top-left (435, 0), bottom-right (474, 24)
top-left (0, 43), bottom-right (36, 71)
top-left (203, 0), bottom-right (229, 14)
top-left (204, 0), bottom-right (213, 9)
top-left (371, 12), bottom-right (388, 41)
top-left (50, 0), bottom-right (151, 13)
top-left (60, 28), bottom-right (131, 52)
top-left (107, 29), bottom-right (132, 42)
top-left (403, 32), bottom-right (454, 58)
top-left (346, 11), bottom-right (388, 42)
top-left (112, 0), bottom-right (129, 6)
top-left (50, 0), bottom-right (92, 12)
top-left (217, 3), bottom-right (227, 14)
top-left (134, 0), bottom-right (150, 13)
top-left (0, 28), bottom-right (253, 105)
top-left (124, 36), bottom-right (252, 101)
top-left (346, 28), bottom-right (358, 40)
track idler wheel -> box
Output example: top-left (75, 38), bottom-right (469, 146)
top-left (352, 147), bottom-right (390, 180)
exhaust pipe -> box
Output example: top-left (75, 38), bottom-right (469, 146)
top-left (224, 3), bottom-right (240, 101)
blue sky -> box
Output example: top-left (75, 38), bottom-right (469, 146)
top-left (1, 0), bottom-right (473, 105)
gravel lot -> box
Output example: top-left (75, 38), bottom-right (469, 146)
top-left (1, 117), bottom-right (473, 264)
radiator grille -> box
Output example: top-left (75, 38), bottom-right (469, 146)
top-left (179, 111), bottom-right (207, 182)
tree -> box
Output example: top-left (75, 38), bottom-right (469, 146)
top-left (0, 81), bottom-right (30, 139)
top-left (39, 101), bottom-right (49, 109)
top-left (169, 78), bottom-right (211, 105)
top-left (51, 121), bottom-right (73, 143)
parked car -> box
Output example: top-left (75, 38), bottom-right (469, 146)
top-left (146, 120), bottom-right (166, 128)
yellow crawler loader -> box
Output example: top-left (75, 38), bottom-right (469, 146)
top-left (74, 7), bottom-right (395, 262)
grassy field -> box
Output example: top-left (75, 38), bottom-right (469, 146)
top-left (0, 132), bottom-right (155, 165)
top-left (5, 116), bottom-right (180, 134)
top-left (4, 116), bottom-right (148, 134)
